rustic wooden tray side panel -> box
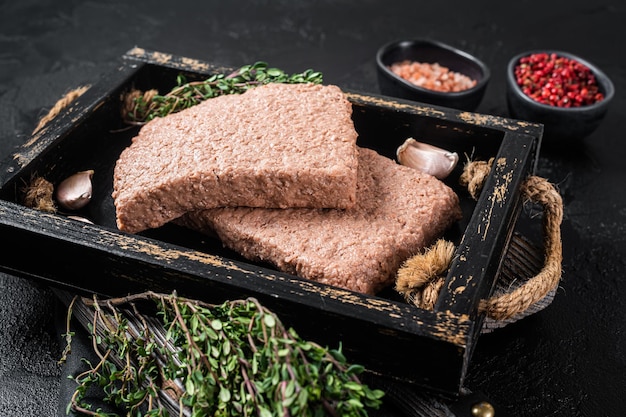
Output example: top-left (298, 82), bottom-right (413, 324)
top-left (0, 49), bottom-right (543, 396)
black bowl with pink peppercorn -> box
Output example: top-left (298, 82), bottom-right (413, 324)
top-left (376, 39), bottom-right (490, 111)
top-left (506, 50), bottom-right (614, 140)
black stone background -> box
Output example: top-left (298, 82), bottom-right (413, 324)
top-left (1, 1), bottom-right (625, 416)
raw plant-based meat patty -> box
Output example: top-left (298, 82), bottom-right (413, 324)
top-left (178, 147), bottom-right (462, 295)
top-left (112, 83), bottom-right (359, 233)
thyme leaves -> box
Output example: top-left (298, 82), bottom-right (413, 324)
top-left (64, 292), bottom-right (384, 417)
top-left (122, 62), bottom-right (323, 125)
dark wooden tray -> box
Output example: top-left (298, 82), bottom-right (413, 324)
top-left (0, 48), bottom-right (542, 397)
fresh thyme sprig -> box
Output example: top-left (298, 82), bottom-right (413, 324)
top-left (63, 291), bottom-right (384, 417)
top-left (122, 62), bottom-right (323, 125)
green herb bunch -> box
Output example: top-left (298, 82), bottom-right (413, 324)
top-left (63, 292), bottom-right (384, 417)
top-left (122, 62), bottom-right (323, 125)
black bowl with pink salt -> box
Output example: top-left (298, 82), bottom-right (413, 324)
top-left (376, 39), bottom-right (490, 111)
top-left (506, 50), bottom-right (614, 141)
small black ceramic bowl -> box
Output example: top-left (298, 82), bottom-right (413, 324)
top-left (376, 39), bottom-right (490, 111)
top-left (506, 50), bottom-right (614, 140)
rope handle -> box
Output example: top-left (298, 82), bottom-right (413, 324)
top-left (32, 86), bottom-right (90, 134)
top-left (396, 158), bottom-right (563, 321)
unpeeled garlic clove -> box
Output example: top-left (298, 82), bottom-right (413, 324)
top-left (396, 138), bottom-right (459, 180)
top-left (56, 170), bottom-right (94, 210)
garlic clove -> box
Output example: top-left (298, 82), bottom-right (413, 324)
top-left (56, 170), bottom-right (94, 211)
top-left (396, 138), bottom-right (459, 179)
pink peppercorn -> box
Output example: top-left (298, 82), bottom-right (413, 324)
top-left (514, 53), bottom-right (604, 107)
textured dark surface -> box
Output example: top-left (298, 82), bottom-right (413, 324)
top-left (1, 1), bottom-right (625, 416)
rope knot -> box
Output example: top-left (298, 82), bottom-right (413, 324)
top-left (459, 157), bottom-right (493, 200)
top-left (394, 240), bottom-right (455, 310)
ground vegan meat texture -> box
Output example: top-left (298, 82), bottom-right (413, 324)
top-left (112, 83), bottom-right (359, 234)
top-left (177, 147), bottom-right (462, 295)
